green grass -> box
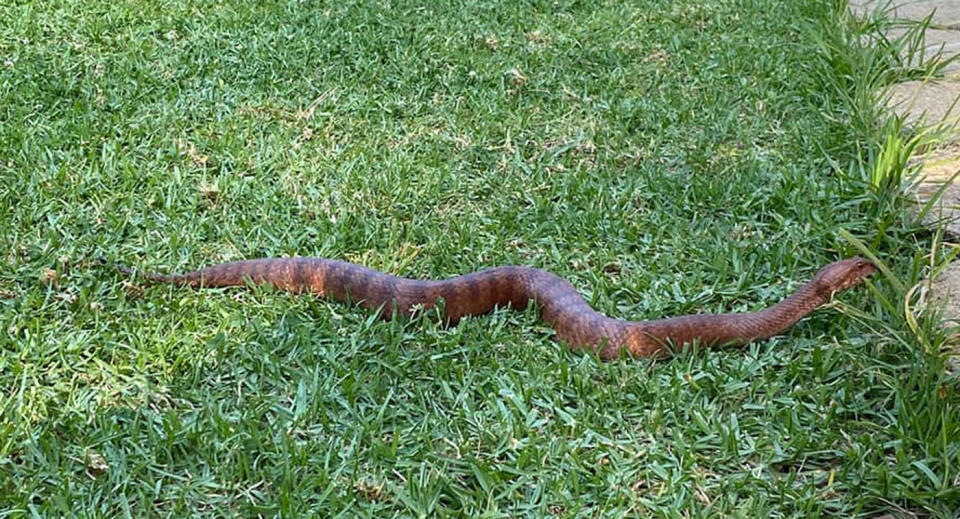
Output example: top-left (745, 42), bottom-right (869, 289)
top-left (1, 0), bottom-right (958, 516)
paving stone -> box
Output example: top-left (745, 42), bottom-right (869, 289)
top-left (910, 145), bottom-right (960, 234)
top-left (915, 181), bottom-right (960, 235)
top-left (854, 2), bottom-right (960, 373)
top-left (916, 143), bottom-right (960, 182)
top-left (911, 144), bottom-right (960, 374)
top-left (887, 79), bottom-right (960, 127)
top-left (884, 27), bottom-right (960, 76)
top-left (852, 0), bottom-right (960, 26)
top-left (924, 260), bottom-right (960, 373)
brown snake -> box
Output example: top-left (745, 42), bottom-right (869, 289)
top-left (122, 256), bottom-right (875, 360)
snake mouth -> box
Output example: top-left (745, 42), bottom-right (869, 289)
top-left (842, 257), bottom-right (877, 291)
top-left (812, 256), bottom-right (877, 295)
top-left (855, 257), bottom-right (877, 278)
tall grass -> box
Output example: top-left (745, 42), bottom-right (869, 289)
top-left (815, 0), bottom-right (960, 514)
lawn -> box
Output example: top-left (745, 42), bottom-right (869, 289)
top-left (1, 0), bottom-right (958, 516)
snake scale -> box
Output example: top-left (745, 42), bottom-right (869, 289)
top-left (121, 256), bottom-right (876, 359)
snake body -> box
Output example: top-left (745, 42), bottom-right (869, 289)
top-left (129, 256), bottom-right (875, 359)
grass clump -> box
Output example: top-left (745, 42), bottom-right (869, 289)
top-left (1, 0), bottom-right (958, 516)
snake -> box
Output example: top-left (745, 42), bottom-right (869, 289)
top-left (120, 256), bottom-right (875, 360)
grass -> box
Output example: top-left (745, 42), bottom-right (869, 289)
top-left (1, 0), bottom-right (958, 516)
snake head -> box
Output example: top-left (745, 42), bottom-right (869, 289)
top-left (814, 256), bottom-right (876, 294)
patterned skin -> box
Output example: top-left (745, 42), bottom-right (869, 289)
top-left (125, 256), bottom-right (875, 360)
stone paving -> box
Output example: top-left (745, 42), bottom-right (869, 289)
top-left (851, 0), bottom-right (960, 372)
top-left (851, 0), bottom-right (960, 27)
